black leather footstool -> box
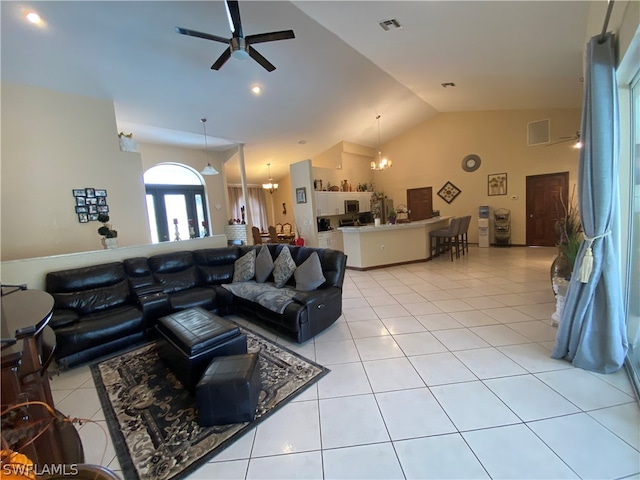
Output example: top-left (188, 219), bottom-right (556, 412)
top-left (196, 353), bottom-right (261, 426)
top-left (156, 307), bottom-right (247, 392)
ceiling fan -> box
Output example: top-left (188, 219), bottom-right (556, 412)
top-left (548, 131), bottom-right (582, 147)
top-left (176, 0), bottom-right (295, 72)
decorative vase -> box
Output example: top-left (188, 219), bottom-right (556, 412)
top-left (102, 237), bottom-right (118, 249)
top-left (550, 247), bottom-right (571, 326)
top-left (550, 248), bottom-right (572, 289)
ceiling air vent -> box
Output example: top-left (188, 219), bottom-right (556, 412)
top-left (379, 18), bottom-right (402, 31)
top-left (527, 119), bottom-right (550, 146)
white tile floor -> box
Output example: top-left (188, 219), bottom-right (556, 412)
top-left (50, 246), bottom-right (640, 480)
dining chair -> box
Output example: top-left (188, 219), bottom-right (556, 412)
top-left (251, 226), bottom-right (262, 245)
top-left (275, 223), bottom-right (283, 234)
top-left (282, 223), bottom-right (292, 236)
top-left (429, 217), bottom-right (463, 261)
top-left (268, 226), bottom-right (279, 243)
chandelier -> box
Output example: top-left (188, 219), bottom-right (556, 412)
top-left (200, 118), bottom-right (219, 176)
top-left (371, 115), bottom-right (392, 171)
top-left (262, 163), bottom-right (278, 193)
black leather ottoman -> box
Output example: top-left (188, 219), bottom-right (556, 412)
top-left (196, 353), bottom-right (261, 426)
top-left (155, 307), bottom-right (247, 392)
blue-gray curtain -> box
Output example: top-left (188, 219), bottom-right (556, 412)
top-left (552, 33), bottom-right (628, 373)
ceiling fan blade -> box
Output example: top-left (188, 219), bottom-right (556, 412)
top-left (547, 137), bottom-right (575, 146)
top-left (246, 30), bottom-right (295, 45)
top-left (175, 27), bottom-right (229, 44)
top-left (248, 46), bottom-right (276, 72)
top-left (211, 48), bottom-right (232, 70)
top-left (224, 0), bottom-right (243, 37)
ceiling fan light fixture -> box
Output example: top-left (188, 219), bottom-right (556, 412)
top-left (230, 37), bottom-right (249, 60)
top-left (176, 0), bottom-right (294, 72)
top-left (200, 118), bottom-right (219, 176)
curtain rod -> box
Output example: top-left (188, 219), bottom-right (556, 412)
top-left (598, 0), bottom-right (615, 44)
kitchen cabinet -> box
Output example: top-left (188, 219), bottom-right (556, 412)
top-left (315, 192), bottom-right (345, 216)
top-left (317, 231), bottom-right (344, 251)
top-left (357, 192), bottom-right (372, 212)
top-left (316, 191), bottom-right (371, 216)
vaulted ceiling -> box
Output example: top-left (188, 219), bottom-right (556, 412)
top-left (1, 1), bottom-right (590, 183)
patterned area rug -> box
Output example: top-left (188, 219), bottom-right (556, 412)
top-left (91, 324), bottom-right (329, 480)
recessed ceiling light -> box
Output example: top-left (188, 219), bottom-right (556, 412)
top-left (25, 11), bottom-right (42, 24)
top-left (251, 86), bottom-right (261, 95)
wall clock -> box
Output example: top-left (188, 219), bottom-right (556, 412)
top-left (462, 154), bottom-right (481, 172)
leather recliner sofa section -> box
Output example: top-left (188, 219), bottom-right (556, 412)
top-left (45, 262), bottom-right (146, 368)
top-left (45, 245), bottom-right (347, 368)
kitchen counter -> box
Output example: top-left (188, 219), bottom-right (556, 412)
top-left (338, 217), bottom-right (451, 269)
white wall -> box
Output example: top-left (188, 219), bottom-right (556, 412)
top-left (373, 108), bottom-right (582, 245)
top-left (290, 159), bottom-right (316, 246)
top-left (1, 83), bottom-right (150, 260)
top-left (136, 142), bottom-right (228, 236)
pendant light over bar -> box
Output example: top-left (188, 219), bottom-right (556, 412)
top-left (200, 118), bottom-right (219, 176)
top-left (371, 115), bottom-right (392, 171)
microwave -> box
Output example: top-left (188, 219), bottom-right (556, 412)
top-left (344, 200), bottom-right (359, 214)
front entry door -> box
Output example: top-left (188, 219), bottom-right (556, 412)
top-left (525, 172), bottom-right (569, 246)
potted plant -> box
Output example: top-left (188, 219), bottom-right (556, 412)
top-left (97, 213), bottom-right (118, 249)
top-left (552, 186), bottom-right (582, 280)
top-left (387, 209), bottom-right (397, 224)
top-left (550, 187), bottom-right (582, 325)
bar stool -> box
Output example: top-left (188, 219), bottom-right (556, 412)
top-left (430, 217), bottom-right (463, 261)
top-left (458, 215), bottom-right (472, 255)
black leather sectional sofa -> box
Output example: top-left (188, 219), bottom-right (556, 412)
top-left (45, 245), bottom-right (347, 368)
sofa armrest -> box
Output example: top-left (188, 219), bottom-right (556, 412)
top-left (292, 286), bottom-right (341, 308)
top-left (137, 292), bottom-right (171, 330)
top-left (49, 310), bottom-right (79, 329)
top-left (132, 284), bottom-right (164, 297)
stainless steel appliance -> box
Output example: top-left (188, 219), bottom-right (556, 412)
top-left (372, 198), bottom-right (394, 221)
top-left (344, 199), bottom-right (359, 214)
top-left (317, 218), bottom-right (331, 232)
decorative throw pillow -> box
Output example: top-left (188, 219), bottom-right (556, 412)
top-left (255, 246), bottom-right (274, 283)
top-left (232, 250), bottom-right (256, 282)
top-left (272, 247), bottom-right (297, 288)
top-left (294, 252), bottom-right (326, 292)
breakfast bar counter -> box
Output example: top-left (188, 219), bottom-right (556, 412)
top-left (338, 217), bottom-right (451, 269)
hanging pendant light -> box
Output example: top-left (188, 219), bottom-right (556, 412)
top-left (262, 163), bottom-right (278, 193)
top-left (371, 115), bottom-right (392, 171)
top-left (200, 118), bottom-right (219, 176)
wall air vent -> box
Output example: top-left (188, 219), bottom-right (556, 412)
top-left (379, 18), bottom-right (402, 31)
top-left (527, 119), bottom-right (550, 146)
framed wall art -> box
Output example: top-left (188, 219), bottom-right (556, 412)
top-left (437, 181), bottom-right (461, 204)
top-left (296, 187), bottom-right (307, 204)
top-left (488, 173), bottom-right (507, 196)
top-left (73, 187), bottom-right (109, 221)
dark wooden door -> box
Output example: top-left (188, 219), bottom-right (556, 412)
top-left (407, 187), bottom-right (433, 221)
top-left (526, 172), bottom-right (568, 246)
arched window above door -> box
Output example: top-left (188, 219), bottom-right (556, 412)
top-left (144, 164), bottom-right (202, 185)
top-left (143, 164), bottom-right (208, 243)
